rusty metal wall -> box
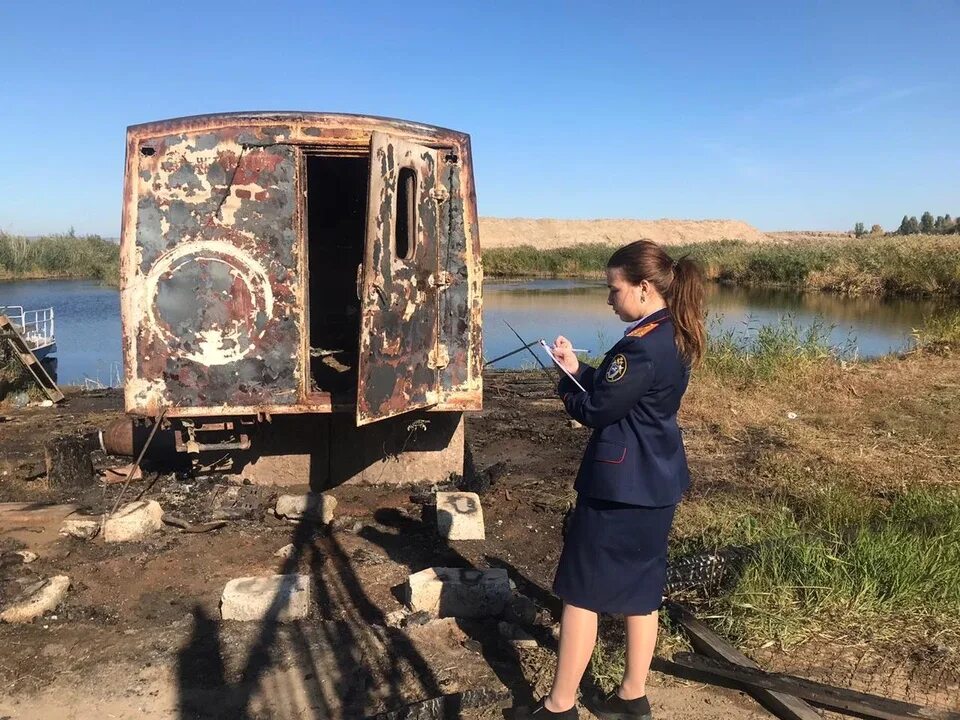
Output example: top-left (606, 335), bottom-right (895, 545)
top-left (120, 114), bottom-right (482, 419)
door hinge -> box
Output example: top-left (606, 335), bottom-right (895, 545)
top-left (428, 344), bottom-right (450, 370)
top-left (429, 271), bottom-right (454, 290)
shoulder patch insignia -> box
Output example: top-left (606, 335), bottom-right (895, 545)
top-left (605, 353), bottom-right (627, 383)
top-left (627, 321), bottom-right (661, 339)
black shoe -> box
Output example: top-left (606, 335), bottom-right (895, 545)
top-left (523, 697), bottom-right (579, 720)
top-left (585, 692), bottom-right (651, 720)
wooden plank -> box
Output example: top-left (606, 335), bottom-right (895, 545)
top-left (665, 601), bottom-right (822, 720)
top-left (672, 652), bottom-right (960, 720)
top-left (0, 502), bottom-right (80, 527)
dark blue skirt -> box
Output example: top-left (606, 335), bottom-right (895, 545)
top-left (553, 496), bottom-right (676, 615)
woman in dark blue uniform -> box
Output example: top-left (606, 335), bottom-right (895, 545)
top-left (530, 240), bottom-right (705, 720)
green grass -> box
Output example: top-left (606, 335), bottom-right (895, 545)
top-left (484, 235), bottom-right (960, 299)
top-left (702, 486), bottom-right (960, 652)
top-left (911, 308), bottom-right (960, 353)
top-left (0, 231), bottom-right (119, 284)
top-left (589, 485), bottom-right (960, 690)
top-left (702, 314), bottom-right (851, 383)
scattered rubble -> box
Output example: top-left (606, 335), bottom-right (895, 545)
top-left (160, 513), bottom-right (227, 533)
top-left (384, 608), bottom-right (410, 628)
top-left (436, 491), bottom-right (485, 540)
top-left (274, 543), bottom-right (296, 559)
top-left (43, 436), bottom-right (95, 488)
top-left (274, 493), bottom-right (337, 524)
top-left (0, 575), bottom-right (70, 623)
top-left (498, 621), bottom-right (538, 649)
top-left (504, 594), bottom-right (537, 625)
top-left (406, 567), bottom-right (511, 618)
top-left (1, 549), bottom-right (38, 566)
top-left (103, 500), bottom-right (164, 543)
top-left (220, 574), bottom-right (312, 622)
top-left (210, 484), bottom-right (270, 520)
top-left (100, 463), bottom-right (143, 484)
top-left (59, 518), bottom-right (100, 540)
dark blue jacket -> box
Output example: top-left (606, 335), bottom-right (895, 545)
top-left (558, 308), bottom-right (690, 507)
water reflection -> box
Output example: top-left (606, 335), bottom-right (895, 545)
top-left (0, 277), bottom-right (951, 383)
top-left (483, 280), bottom-right (948, 368)
top-left (0, 279), bottom-right (121, 386)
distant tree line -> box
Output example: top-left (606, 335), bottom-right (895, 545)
top-left (854, 213), bottom-right (960, 237)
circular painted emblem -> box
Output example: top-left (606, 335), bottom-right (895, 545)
top-left (143, 240), bottom-right (274, 367)
top-left (605, 353), bottom-right (627, 383)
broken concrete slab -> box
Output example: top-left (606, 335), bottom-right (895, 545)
top-left (435, 491), bottom-right (485, 540)
top-left (103, 500), bottom-right (163, 543)
top-left (0, 575), bottom-right (70, 623)
top-left (406, 567), bottom-right (511, 618)
top-left (59, 518), bottom-right (100, 540)
top-left (14, 550), bottom-right (38, 563)
top-left (274, 493), bottom-right (337, 524)
top-left (220, 574), bottom-right (312, 622)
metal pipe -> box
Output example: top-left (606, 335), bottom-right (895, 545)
top-left (483, 340), bottom-right (539, 367)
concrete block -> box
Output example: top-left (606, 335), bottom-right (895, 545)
top-left (436, 492), bottom-right (485, 540)
top-left (274, 493), bottom-right (337, 524)
top-left (1, 576), bottom-right (70, 623)
top-left (221, 574), bottom-right (312, 622)
top-left (59, 518), bottom-right (100, 540)
top-left (406, 567), bottom-right (510, 618)
top-left (103, 500), bottom-right (163, 543)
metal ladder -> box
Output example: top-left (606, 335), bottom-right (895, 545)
top-left (0, 313), bottom-right (64, 403)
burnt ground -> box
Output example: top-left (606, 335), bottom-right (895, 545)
top-left (0, 369), bottom-right (956, 719)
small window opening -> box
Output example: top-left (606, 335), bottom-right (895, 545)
top-left (395, 168), bottom-right (416, 260)
top-left (140, 146), bottom-right (156, 157)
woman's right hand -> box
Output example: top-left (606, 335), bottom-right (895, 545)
top-left (552, 335), bottom-right (580, 375)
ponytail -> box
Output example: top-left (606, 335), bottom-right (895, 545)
top-left (667, 254), bottom-right (706, 367)
top-left (607, 240), bottom-right (706, 367)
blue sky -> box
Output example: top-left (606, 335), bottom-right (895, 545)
top-left (1, 1), bottom-right (957, 236)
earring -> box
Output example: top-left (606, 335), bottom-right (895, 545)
top-left (640, 292), bottom-right (647, 303)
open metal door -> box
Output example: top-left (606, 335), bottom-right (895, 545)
top-left (356, 132), bottom-right (442, 425)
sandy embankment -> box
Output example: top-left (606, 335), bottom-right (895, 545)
top-left (478, 218), bottom-right (774, 249)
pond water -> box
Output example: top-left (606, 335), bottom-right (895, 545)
top-left (483, 279), bottom-right (946, 368)
top-left (0, 278), bottom-right (948, 384)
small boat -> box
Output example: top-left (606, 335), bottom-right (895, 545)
top-left (0, 305), bottom-right (57, 360)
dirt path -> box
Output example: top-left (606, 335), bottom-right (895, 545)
top-left (0, 361), bottom-right (957, 718)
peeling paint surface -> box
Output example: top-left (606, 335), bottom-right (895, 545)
top-left (127, 128), bottom-right (300, 412)
top-left (357, 133), bottom-right (440, 425)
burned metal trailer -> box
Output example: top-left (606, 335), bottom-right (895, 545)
top-left (119, 112), bottom-right (482, 486)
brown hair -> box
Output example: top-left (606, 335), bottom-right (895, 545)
top-left (607, 239), bottom-right (706, 365)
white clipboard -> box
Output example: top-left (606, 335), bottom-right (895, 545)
top-left (538, 340), bottom-right (587, 392)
